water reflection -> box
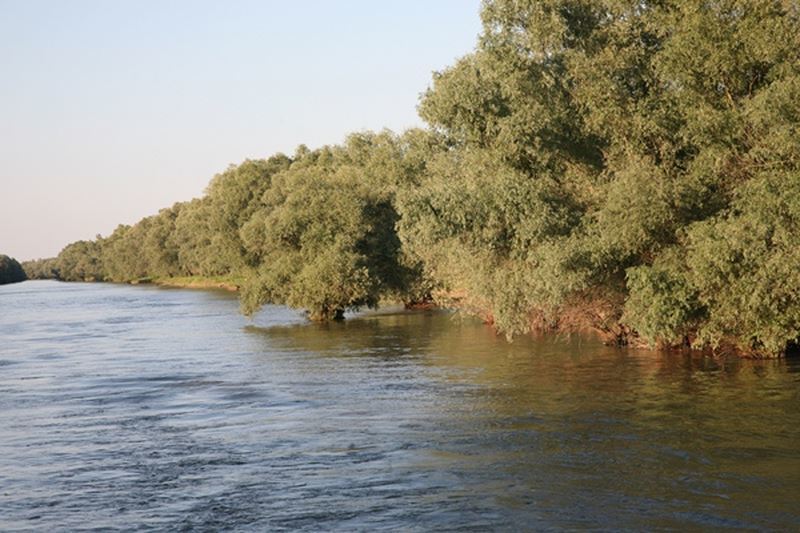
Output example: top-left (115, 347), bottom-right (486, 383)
top-left (2, 282), bottom-right (799, 530)
top-left (247, 308), bottom-right (800, 530)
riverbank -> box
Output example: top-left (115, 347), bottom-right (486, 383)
top-left (147, 276), bottom-right (242, 292)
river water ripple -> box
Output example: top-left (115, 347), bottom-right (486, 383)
top-left (1, 281), bottom-right (799, 530)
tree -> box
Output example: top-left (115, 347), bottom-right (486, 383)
top-left (41, 0), bottom-right (800, 355)
top-left (240, 133), bottom-right (423, 320)
top-left (400, 0), bottom-right (800, 354)
top-left (56, 240), bottom-right (104, 281)
top-left (21, 257), bottom-right (58, 280)
top-left (0, 255), bottom-right (27, 285)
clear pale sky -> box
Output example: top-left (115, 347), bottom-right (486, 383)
top-left (0, 0), bottom-right (481, 261)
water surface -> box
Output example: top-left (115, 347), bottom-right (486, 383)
top-left (1, 281), bottom-right (799, 530)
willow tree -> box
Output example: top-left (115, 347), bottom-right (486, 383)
top-left (400, 0), bottom-right (800, 354)
top-left (239, 132), bottom-right (424, 320)
top-left (0, 255), bottom-right (27, 285)
top-left (140, 204), bottom-right (184, 278)
top-left (20, 258), bottom-right (58, 280)
top-left (170, 156), bottom-right (292, 278)
top-left (203, 155), bottom-right (292, 269)
top-left (56, 240), bottom-right (105, 281)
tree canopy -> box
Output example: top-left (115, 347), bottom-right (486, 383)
top-left (37, 0), bottom-right (800, 357)
top-left (0, 255), bottom-right (27, 285)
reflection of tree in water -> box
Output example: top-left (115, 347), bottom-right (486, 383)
top-left (247, 309), bottom-right (649, 421)
top-left (243, 310), bottom-right (800, 528)
top-left (247, 309), bottom-right (797, 421)
top-left (417, 315), bottom-right (800, 529)
top-left (245, 309), bottom-right (448, 359)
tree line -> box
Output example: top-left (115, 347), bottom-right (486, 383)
top-left (24, 0), bottom-right (800, 357)
top-left (0, 255), bottom-right (26, 285)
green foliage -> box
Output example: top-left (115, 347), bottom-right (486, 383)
top-left (141, 205), bottom-right (183, 278)
top-left (624, 250), bottom-right (703, 347)
top-left (203, 155), bottom-right (292, 269)
top-left (401, 0), bottom-right (800, 354)
top-left (48, 131), bottom-right (425, 322)
top-left (21, 257), bottom-right (58, 280)
top-left (0, 255), bottom-right (27, 285)
top-left (240, 132), bottom-right (423, 319)
top-left (56, 240), bottom-right (104, 281)
top-left (397, 148), bottom-right (583, 335)
top-left (44, 0), bottom-right (800, 355)
top-left (684, 172), bottom-right (800, 355)
top-left (173, 198), bottom-right (230, 277)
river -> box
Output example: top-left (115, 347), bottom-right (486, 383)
top-left (1, 280), bottom-right (799, 530)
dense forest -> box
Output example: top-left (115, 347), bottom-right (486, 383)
top-left (0, 255), bottom-right (27, 285)
top-left (24, 0), bottom-right (800, 357)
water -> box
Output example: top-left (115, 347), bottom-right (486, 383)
top-left (1, 281), bottom-right (799, 531)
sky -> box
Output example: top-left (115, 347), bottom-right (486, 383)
top-left (0, 0), bottom-right (482, 261)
